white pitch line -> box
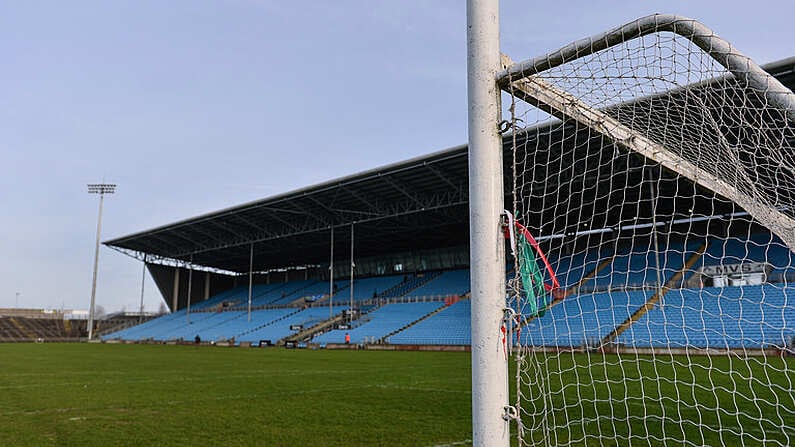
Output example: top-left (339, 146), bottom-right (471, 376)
top-left (0, 384), bottom-right (370, 417)
top-left (431, 439), bottom-right (472, 447)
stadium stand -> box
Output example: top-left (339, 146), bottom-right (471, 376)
top-left (0, 316), bottom-right (85, 342)
top-left (104, 233), bottom-right (795, 351)
top-left (99, 57), bottom-right (795, 354)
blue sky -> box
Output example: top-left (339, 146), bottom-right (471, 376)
top-left (2, 1), bottom-right (794, 313)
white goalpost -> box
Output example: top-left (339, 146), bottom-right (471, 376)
top-left (467, 1), bottom-right (509, 446)
top-left (468, 5), bottom-right (795, 447)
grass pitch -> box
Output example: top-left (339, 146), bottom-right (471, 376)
top-left (0, 344), bottom-right (792, 446)
top-left (0, 344), bottom-right (472, 446)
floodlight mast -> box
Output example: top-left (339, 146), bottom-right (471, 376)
top-left (467, 0), bottom-right (509, 446)
top-left (87, 183), bottom-right (116, 340)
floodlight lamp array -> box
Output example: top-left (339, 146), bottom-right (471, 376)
top-left (87, 184), bottom-right (117, 194)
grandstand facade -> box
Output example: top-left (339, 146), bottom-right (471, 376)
top-left (103, 58), bottom-right (795, 354)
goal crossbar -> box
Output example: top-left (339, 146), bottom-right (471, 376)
top-left (497, 14), bottom-right (795, 124)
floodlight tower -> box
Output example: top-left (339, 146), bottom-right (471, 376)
top-left (87, 183), bottom-right (116, 340)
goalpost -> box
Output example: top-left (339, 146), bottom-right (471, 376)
top-left (468, 4), bottom-right (795, 446)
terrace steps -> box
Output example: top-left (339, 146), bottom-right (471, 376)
top-left (0, 318), bottom-right (25, 340)
top-left (10, 317), bottom-right (36, 339)
top-left (283, 311), bottom-right (349, 344)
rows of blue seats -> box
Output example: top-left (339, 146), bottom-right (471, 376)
top-left (190, 285), bottom-right (249, 310)
top-left (106, 310), bottom-right (192, 341)
top-left (347, 275), bottom-right (406, 300)
top-left (388, 300), bottom-right (471, 345)
top-left (188, 309), bottom-right (296, 342)
top-left (104, 271), bottom-right (450, 342)
top-left (616, 284), bottom-right (795, 349)
top-left (590, 241), bottom-right (698, 290)
top-left (548, 249), bottom-right (603, 288)
top-left (403, 270), bottom-right (469, 298)
top-left (520, 290), bottom-right (651, 347)
top-left (106, 308), bottom-right (294, 342)
top-left (314, 302), bottom-right (443, 345)
top-left (248, 281), bottom-right (318, 307)
top-left (347, 285), bottom-right (795, 349)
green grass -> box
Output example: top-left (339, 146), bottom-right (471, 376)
top-left (0, 344), bottom-right (472, 446)
top-left (518, 351), bottom-right (795, 446)
top-left (0, 344), bottom-right (792, 446)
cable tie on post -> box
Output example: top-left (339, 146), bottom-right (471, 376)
top-left (502, 210), bottom-right (517, 258)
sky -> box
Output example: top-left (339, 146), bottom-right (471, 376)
top-left (2, 0), bottom-right (795, 313)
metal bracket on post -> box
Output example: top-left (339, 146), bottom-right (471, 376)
top-left (503, 306), bottom-right (521, 356)
top-left (502, 210), bottom-right (517, 259)
top-left (502, 405), bottom-right (519, 421)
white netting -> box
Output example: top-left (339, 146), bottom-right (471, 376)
top-left (503, 15), bottom-right (795, 447)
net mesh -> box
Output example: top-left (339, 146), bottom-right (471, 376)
top-left (503, 16), bottom-right (795, 446)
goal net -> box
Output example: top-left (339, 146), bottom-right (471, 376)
top-left (501, 14), bottom-right (795, 446)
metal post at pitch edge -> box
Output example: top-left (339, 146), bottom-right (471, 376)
top-left (87, 183), bottom-right (115, 341)
top-left (248, 243), bottom-right (254, 322)
top-left (139, 255), bottom-right (147, 324)
top-left (186, 256), bottom-right (193, 324)
top-left (349, 223), bottom-right (355, 324)
top-left (329, 227), bottom-right (334, 320)
top-left (467, 0), bottom-right (509, 446)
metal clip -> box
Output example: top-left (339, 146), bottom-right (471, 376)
top-left (502, 405), bottom-right (519, 421)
